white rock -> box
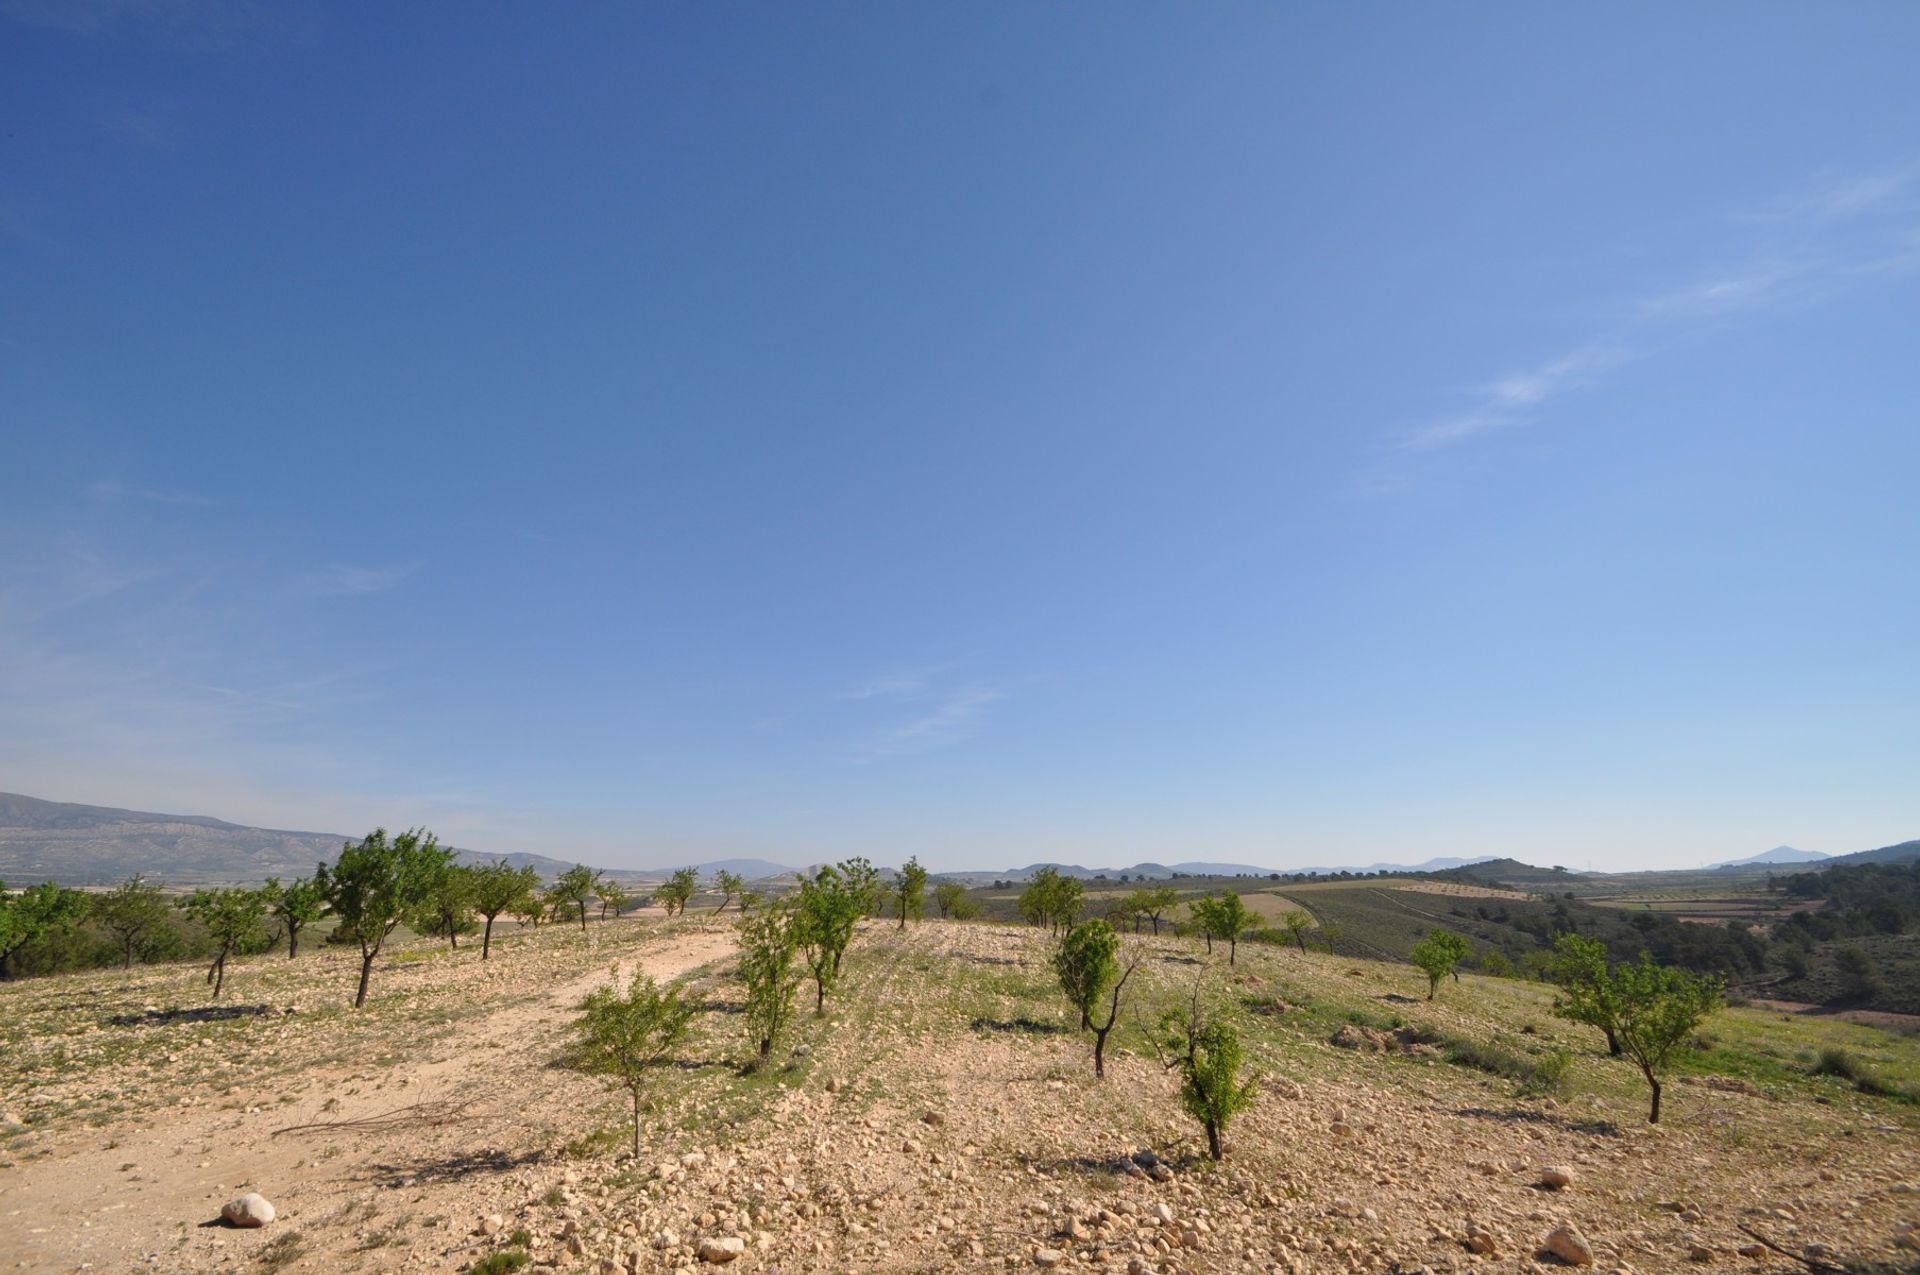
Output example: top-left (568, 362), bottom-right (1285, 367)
top-left (1033, 1249), bottom-right (1065, 1268)
top-left (697, 1236), bottom-right (745, 1264)
top-left (479, 1214), bottom-right (504, 1236)
top-left (1539, 1166), bottom-right (1574, 1190)
top-left (220, 1194), bottom-right (275, 1228)
top-left (1544, 1224), bottom-right (1593, 1266)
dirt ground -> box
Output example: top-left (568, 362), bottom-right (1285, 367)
top-left (4, 917), bottom-right (1918, 1275)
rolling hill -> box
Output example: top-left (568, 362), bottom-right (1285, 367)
top-left (0, 792), bottom-right (788, 886)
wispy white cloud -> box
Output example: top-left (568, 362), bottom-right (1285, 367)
top-left (861, 687), bottom-right (1005, 759)
top-left (303, 564), bottom-right (414, 597)
top-left (86, 477), bottom-right (209, 506)
top-left (1382, 166), bottom-right (1920, 469)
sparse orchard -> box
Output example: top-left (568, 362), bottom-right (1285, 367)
top-left (412, 860), bottom-right (478, 949)
top-left (0, 881), bottom-right (90, 978)
top-left (933, 881), bottom-right (978, 919)
top-left (657, 868), bottom-right (699, 917)
top-left (596, 873), bottom-right (631, 920)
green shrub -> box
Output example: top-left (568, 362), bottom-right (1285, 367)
top-left (1439, 1032), bottom-right (1571, 1096)
top-left (469, 1249), bottom-right (530, 1275)
top-left (1812, 1047), bottom-right (1910, 1100)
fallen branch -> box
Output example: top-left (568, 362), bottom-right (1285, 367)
top-left (271, 1098), bottom-right (478, 1138)
top-left (1735, 1224), bottom-right (1849, 1275)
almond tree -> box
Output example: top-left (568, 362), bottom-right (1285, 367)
top-left (893, 857), bottom-right (928, 930)
top-left (710, 870), bottom-right (744, 914)
top-left (738, 901), bottom-right (801, 1064)
top-left (795, 866), bottom-right (860, 1012)
top-left (1051, 919), bottom-right (1140, 1077)
top-left (318, 828), bottom-right (454, 1008)
top-left (597, 874), bottom-right (631, 920)
top-left (0, 881), bottom-right (90, 978)
top-left (1410, 928), bottom-right (1471, 999)
top-left (1579, 956), bottom-right (1720, 1123)
top-left (181, 887), bottom-right (267, 999)
top-left (1158, 989), bottom-right (1258, 1160)
top-left (549, 863), bottom-right (597, 932)
top-left (94, 875), bottom-right (170, 970)
top-left (656, 868), bottom-right (698, 917)
top-left (470, 861), bottom-right (539, 959)
top-left (570, 971), bottom-right (694, 1157)
top-left (1280, 909), bottom-right (1313, 954)
top-left (262, 876), bottom-right (328, 958)
top-left (1213, 892), bottom-right (1254, 965)
top-left (1549, 932), bottom-right (1622, 1056)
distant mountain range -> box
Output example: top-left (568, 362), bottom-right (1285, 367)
top-left (952, 855), bottom-right (1502, 883)
top-left (1708, 845), bottom-right (1831, 869)
top-left (0, 793), bottom-right (780, 886)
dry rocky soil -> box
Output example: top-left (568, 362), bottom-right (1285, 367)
top-left (2, 915), bottom-right (1917, 1274)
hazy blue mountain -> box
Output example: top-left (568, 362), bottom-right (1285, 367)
top-left (1708, 845), bottom-right (1831, 868)
top-left (0, 792), bottom-right (794, 886)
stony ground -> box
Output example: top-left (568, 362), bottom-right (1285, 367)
top-left (2, 915), bottom-right (1917, 1275)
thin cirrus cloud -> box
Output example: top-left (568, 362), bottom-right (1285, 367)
top-left (860, 687), bottom-right (1006, 759)
top-left (1388, 166), bottom-right (1919, 460)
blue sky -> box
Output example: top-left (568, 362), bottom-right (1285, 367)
top-left (4, 3), bottom-right (1918, 872)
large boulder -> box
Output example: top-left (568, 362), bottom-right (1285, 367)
top-left (1543, 1224), bottom-right (1593, 1266)
top-left (698, 1236), bottom-right (745, 1264)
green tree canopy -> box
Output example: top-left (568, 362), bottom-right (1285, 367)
top-left (710, 870), bottom-right (744, 914)
top-left (569, 971), bottom-right (695, 1157)
top-left (261, 875), bottom-right (328, 959)
top-left (1549, 931), bottom-right (1622, 1056)
top-left (549, 863), bottom-right (597, 932)
top-left (318, 827), bottom-right (455, 1008)
top-left (469, 861), bottom-right (540, 959)
top-left (1409, 928), bottom-right (1472, 999)
top-left (1159, 990), bottom-right (1259, 1160)
top-left (893, 857), bottom-right (928, 930)
top-left (0, 881), bottom-right (91, 977)
top-left (94, 875), bottom-right (171, 971)
top-left (737, 900), bottom-right (801, 1063)
top-left (794, 864), bottom-right (862, 1012)
top-left (1586, 956), bottom-right (1721, 1123)
top-left (1051, 919), bottom-right (1139, 1077)
top-left (181, 887), bottom-right (268, 999)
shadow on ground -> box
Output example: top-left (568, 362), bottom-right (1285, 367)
top-left (107, 1004), bottom-right (277, 1027)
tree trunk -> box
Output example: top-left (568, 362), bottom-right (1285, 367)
top-left (1604, 1025), bottom-right (1622, 1057)
top-left (212, 953), bottom-right (226, 999)
top-left (1229, 939), bottom-right (1237, 966)
top-left (287, 924), bottom-right (300, 959)
top-left (448, 920), bottom-right (458, 950)
top-left (123, 937), bottom-right (135, 970)
top-left (816, 977), bottom-right (826, 1013)
top-left (355, 951), bottom-right (375, 1008)
top-left (1203, 933), bottom-right (1212, 954)
top-left (579, 906), bottom-right (588, 932)
top-left (632, 1090), bottom-right (643, 1159)
top-left (1093, 1026), bottom-right (1110, 1078)
top-left (1646, 1071), bottom-right (1662, 1124)
top-left (482, 914), bottom-right (495, 960)
top-left (1206, 1121), bottom-right (1222, 1160)
top-left (1150, 915), bottom-right (1161, 936)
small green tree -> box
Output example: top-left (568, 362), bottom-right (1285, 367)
top-left (470, 861), bottom-right (539, 959)
top-left (570, 971), bottom-right (695, 1157)
top-left (595, 872), bottom-right (631, 920)
top-left (657, 868), bottom-right (699, 917)
top-left (550, 864), bottom-right (597, 932)
top-left (1409, 928), bottom-right (1471, 999)
top-left (1138, 885), bottom-right (1178, 936)
top-left (1280, 909), bottom-right (1314, 953)
top-left (181, 887), bottom-right (268, 998)
top-left (1595, 957), bottom-right (1721, 1123)
top-left (1213, 892), bottom-right (1254, 965)
top-left (1549, 932), bottom-right (1622, 1056)
top-left (837, 857), bottom-right (883, 917)
top-left (795, 866), bottom-right (861, 1011)
top-left (0, 881), bottom-right (90, 977)
top-left (94, 875), bottom-right (171, 970)
top-left (412, 861), bottom-right (478, 949)
top-left (261, 875), bottom-right (328, 959)
top-left (737, 901), bottom-right (801, 1064)
top-left (893, 857), bottom-right (928, 930)
top-left (318, 827), bottom-right (455, 1008)
top-left (1158, 989), bottom-right (1258, 1160)
top-left (1188, 897), bottom-right (1222, 955)
top-left (512, 887), bottom-right (547, 928)
top-left (1019, 868), bottom-right (1083, 934)
top-left (934, 881), bottom-right (979, 919)
top-left (1051, 919), bottom-right (1140, 1077)
top-left (710, 870), bottom-right (744, 914)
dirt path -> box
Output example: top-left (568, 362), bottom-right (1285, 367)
top-left (0, 925), bottom-right (736, 1274)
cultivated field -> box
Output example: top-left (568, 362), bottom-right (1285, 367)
top-left (3, 917), bottom-right (1918, 1273)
